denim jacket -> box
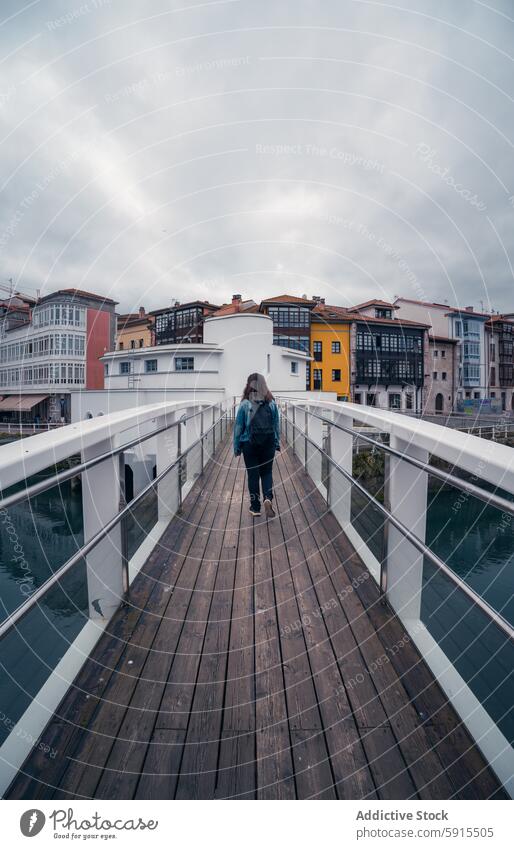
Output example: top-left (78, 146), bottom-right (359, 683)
top-left (233, 399), bottom-right (280, 455)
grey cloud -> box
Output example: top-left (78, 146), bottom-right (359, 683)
top-left (0, 0), bottom-right (512, 313)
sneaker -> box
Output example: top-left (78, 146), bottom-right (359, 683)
top-left (249, 507), bottom-right (261, 517)
top-left (263, 498), bottom-right (276, 519)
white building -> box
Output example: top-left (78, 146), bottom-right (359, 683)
top-left (0, 289), bottom-right (116, 422)
top-left (73, 311), bottom-right (315, 421)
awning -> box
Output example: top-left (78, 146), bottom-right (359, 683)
top-left (0, 394), bottom-right (49, 412)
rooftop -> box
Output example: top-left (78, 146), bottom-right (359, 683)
top-left (351, 299), bottom-right (399, 311)
top-left (38, 288), bottom-right (118, 305)
top-left (260, 294), bottom-right (317, 305)
top-left (149, 300), bottom-right (220, 316)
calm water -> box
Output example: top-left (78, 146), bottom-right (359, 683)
top-left (0, 478), bottom-right (87, 744)
top-left (351, 475), bottom-right (514, 744)
top-left (426, 485), bottom-right (514, 627)
top-left (424, 485), bottom-right (514, 745)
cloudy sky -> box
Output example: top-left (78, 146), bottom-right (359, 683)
top-left (0, 0), bottom-right (513, 313)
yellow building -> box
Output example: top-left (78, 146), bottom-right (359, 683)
top-left (310, 303), bottom-right (351, 398)
top-left (115, 307), bottom-right (153, 351)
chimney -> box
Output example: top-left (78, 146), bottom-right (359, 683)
top-left (139, 306), bottom-right (145, 318)
top-left (232, 294), bottom-right (242, 311)
top-left (465, 305), bottom-right (474, 312)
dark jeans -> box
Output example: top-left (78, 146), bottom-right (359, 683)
top-left (242, 438), bottom-right (276, 510)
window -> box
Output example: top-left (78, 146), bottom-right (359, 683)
top-left (366, 393), bottom-right (376, 406)
top-left (375, 308), bottom-right (392, 319)
top-left (313, 368), bottom-right (322, 390)
top-left (175, 356), bottom-right (194, 371)
top-left (490, 367), bottom-right (496, 385)
top-left (130, 340), bottom-right (135, 349)
top-left (268, 305), bottom-right (310, 328)
top-left (433, 371), bottom-right (437, 380)
top-left (275, 334), bottom-right (309, 352)
top-left (434, 350), bottom-right (438, 358)
top-left (119, 342), bottom-right (124, 350)
top-left (442, 372), bottom-right (447, 381)
top-left (331, 340), bottom-right (341, 354)
top-left (104, 364), bottom-right (109, 376)
top-left (313, 341), bottom-right (322, 361)
top-left (145, 359), bottom-right (158, 372)
top-left (463, 364), bottom-right (480, 380)
top-left (455, 321), bottom-right (461, 336)
top-left (474, 391), bottom-right (481, 399)
top-left (120, 361), bottom-right (131, 374)
top-left (291, 361), bottom-right (298, 375)
top-left (441, 349), bottom-right (446, 358)
top-left (139, 339), bottom-right (144, 348)
top-left (332, 368), bottom-right (341, 382)
top-left (463, 341), bottom-right (479, 358)
top-left (405, 393), bottom-right (413, 410)
top-left (354, 392), bottom-right (362, 404)
top-left (389, 393), bottom-right (401, 409)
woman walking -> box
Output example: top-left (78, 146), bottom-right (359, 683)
top-left (233, 373), bottom-right (281, 517)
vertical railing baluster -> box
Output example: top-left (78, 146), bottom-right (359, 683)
top-left (200, 409), bottom-right (205, 474)
top-left (177, 420), bottom-right (183, 511)
top-left (380, 453), bottom-right (391, 600)
top-left (304, 408), bottom-right (309, 471)
top-left (325, 423), bottom-right (332, 507)
top-left (118, 452), bottom-right (130, 601)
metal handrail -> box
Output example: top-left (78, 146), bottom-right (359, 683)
top-left (281, 400), bottom-right (514, 518)
top-left (281, 410), bottom-right (514, 643)
top-left (0, 407), bottom-right (232, 641)
top-left (0, 402), bottom-right (221, 512)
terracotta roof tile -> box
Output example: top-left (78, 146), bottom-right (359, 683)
top-left (260, 294), bottom-right (316, 305)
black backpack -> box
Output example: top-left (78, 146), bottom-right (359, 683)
top-left (249, 400), bottom-right (274, 446)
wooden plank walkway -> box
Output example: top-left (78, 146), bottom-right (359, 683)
top-left (6, 437), bottom-right (506, 799)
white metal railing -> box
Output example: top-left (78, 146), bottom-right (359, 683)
top-left (0, 397), bottom-right (235, 794)
top-left (278, 396), bottom-right (514, 798)
top-left (0, 421), bottom-right (64, 435)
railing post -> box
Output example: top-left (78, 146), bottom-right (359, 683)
top-left (304, 408), bottom-right (309, 471)
top-left (385, 431), bottom-right (429, 621)
top-left (329, 410), bottom-right (354, 528)
top-left (200, 409), bottom-right (205, 474)
top-left (380, 453), bottom-right (391, 599)
top-left (155, 412), bottom-right (180, 523)
top-left (177, 417), bottom-right (183, 511)
top-left (293, 406), bottom-right (306, 467)
top-left (305, 407), bottom-right (323, 490)
top-left (118, 452), bottom-right (130, 601)
top-left (82, 438), bottom-right (124, 621)
top-left (184, 408), bottom-right (202, 486)
top-left (325, 424), bottom-right (332, 506)
top-left (292, 406), bottom-right (296, 455)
